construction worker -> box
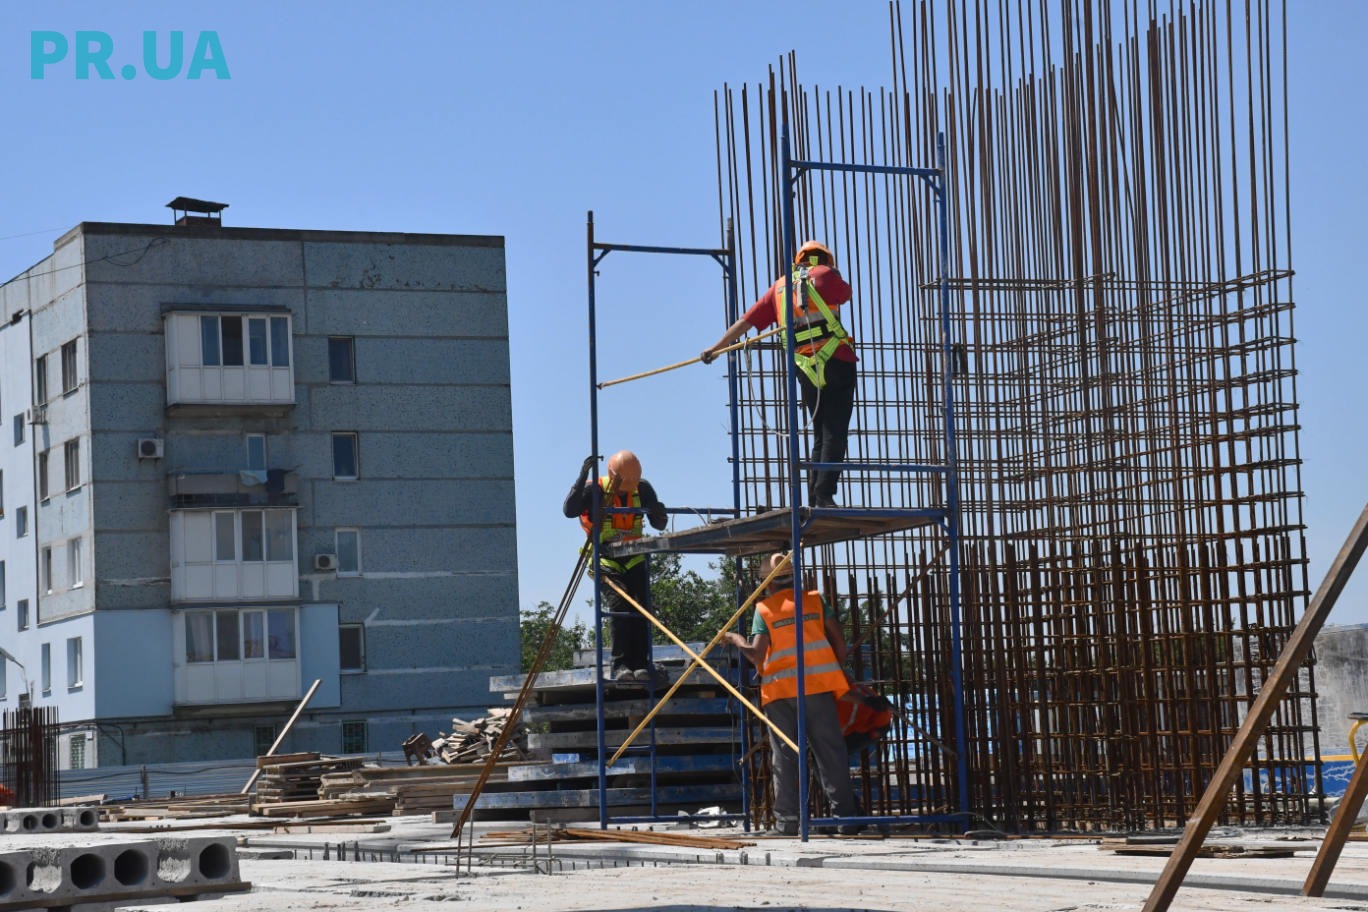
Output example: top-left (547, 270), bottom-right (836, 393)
top-left (724, 552), bottom-right (861, 835)
top-left (838, 682), bottom-right (895, 756)
top-left (563, 450), bottom-right (668, 683)
top-left (700, 240), bottom-right (857, 508)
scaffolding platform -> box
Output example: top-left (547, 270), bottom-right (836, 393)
top-left (604, 507), bottom-right (943, 559)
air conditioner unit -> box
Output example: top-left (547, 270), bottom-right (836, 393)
top-left (25, 405), bottom-right (47, 425)
top-left (136, 438), bottom-right (164, 460)
top-left (314, 553), bottom-right (339, 572)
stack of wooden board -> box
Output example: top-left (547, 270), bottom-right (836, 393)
top-left (458, 644), bottom-right (749, 823)
top-left (250, 753), bottom-right (366, 807)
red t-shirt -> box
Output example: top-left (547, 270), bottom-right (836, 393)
top-left (742, 265), bottom-right (857, 362)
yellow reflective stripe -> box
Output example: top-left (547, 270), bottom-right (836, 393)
top-left (766, 661), bottom-right (844, 683)
top-left (769, 638), bottom-right (834, 663)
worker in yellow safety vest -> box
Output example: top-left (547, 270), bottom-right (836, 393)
top-left (700, 240), bottom-right (857, 509)
top-left (563, 450), bottom-right (668, 683)
top-left (725, 552), bottom-right (861, 835)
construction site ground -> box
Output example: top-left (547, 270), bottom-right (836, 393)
top-left (40, 813), bottom-right (1368, 912)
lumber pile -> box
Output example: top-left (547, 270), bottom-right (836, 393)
top-left (428, 708), bottom-right (528, 764)
top-left (250, 752), bottom-right (366, 807)
top-left (318, 764), bottom-right (513, 815)
top-left (1099, 836), bottom-right (1298, 859)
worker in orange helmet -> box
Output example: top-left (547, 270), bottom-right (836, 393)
top-left (725, 552), bottom-right (861, 835)
top-left (700, 240), bottom-right (857, 509)
top-left (563, 450), bottom-right (668, 684)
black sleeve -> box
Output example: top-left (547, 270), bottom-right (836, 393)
top-left (639, 480), bottom-right (668, 530)
top-left (563, 477), bottom-right (594, 519)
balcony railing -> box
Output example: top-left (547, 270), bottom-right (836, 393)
top-left (168, 467), bottom-right (299, 508)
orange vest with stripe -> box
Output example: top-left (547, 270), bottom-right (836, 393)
top-left (579, 477), bottom-right (644, 572)
top-left (757, 589), bottom-right (850, 706)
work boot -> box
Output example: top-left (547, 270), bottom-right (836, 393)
top-left (611, 663), bottom-right (635, 683)
top-left (813, 494), bottom-right (838, 509)
top-left (634, 665), bottom-right (668, 686)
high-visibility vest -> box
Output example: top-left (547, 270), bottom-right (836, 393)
top-left (775, 266), bottom-right (852, 389)
top-left (837, 688), bottom-right (894, 740)
top-left (757, 588), bottom-right (849, 705)
top-left (580, 476), bottom-right (644, 573)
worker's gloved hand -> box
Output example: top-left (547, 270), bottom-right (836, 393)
top-left (647, 501), bottom-right (668, 529)
top-left (699, 349), bottom-right (717, 365)
top-left (578, 454), bottom-right (596, 482)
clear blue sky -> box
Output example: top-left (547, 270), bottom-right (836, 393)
top-left (2, 2), bottom-right (1366, 626)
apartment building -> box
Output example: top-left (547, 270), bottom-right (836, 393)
top-left (0, 201), bottom-right (519, 766)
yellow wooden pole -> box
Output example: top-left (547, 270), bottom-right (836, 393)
top-left (597, 326), bottom-right (785, 389)
top-left (600, 575), bottom-right (798, 755)
top-left (608, 553), bottom-right (793, 764)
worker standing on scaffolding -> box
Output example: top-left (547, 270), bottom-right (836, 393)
top-left (700, 240), bottom-right (857, 509)
top-left (563, 450), bottom-right (669, 684)
top-left (724, 552), bottom-right (861, 835)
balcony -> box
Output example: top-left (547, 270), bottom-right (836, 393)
top-left (169, 467), bottom-right (298, 509)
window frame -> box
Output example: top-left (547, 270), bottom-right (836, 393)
top-left (37, 449), bottom-right (49, 501)
top-left (68, 537), bottom-right (83, 589)
top-left (66, 636), bottom-right (83, 689)
top-left (60, 339), bottom-right (78, 394)
top-left (40, 546), bottom-right (53, 594)
top-left (332, 432), bottom-right (359, 480)
top-left (17, 598), bottom-right (29, 631)
top-left (34, 354), bottom-right (48, 404)
top-left (328, 336), bottom-right (356, 383)
top-left (64, 438), bottom-right (81, 491)
top-left (40, 642), bottom-right (51, 695)
top-left (335, 528), bottom-right (361, 577)
top-left (341, 720), bottom-right (368, 754)
top-left (339, 623), bottom-right (366, 673)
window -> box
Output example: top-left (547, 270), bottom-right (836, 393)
top-left (0, 468), bottom-right (5, 515)
top-left (339, 624), bottom-right (365, 672)
top-left (186, 607), bottom-right (296, 664)
top-left (15, 506), bottom-right (27, 538)
top-left (0, 560), bottom-right (5, 608)
top-left (64, 439), bottom-right (80, 490)
top-left (332, 432), bottom-right (358, 480)
top-left (336, 528), bottom-right (360, 576)
top-left (41, 546), bottom-right (52, 593)
top-left (210, 510), bottom-right (294, 564)
top-left (40, 643), bottom-right (51, 694)
top-left (17, 599), bottom-right (28, 630)
top-left (66, 637), bottom-right (82, 688)
top-left (67, 538), bottom-right (83, 588)
top-left (0, 659), bottom-right (6, 699)
top-left (246, 434), bottom-right (266, 472)
top-left (69, 735), bottom-right (85, 770)
top-left (254, 724), bottom-right (279, 757)
top-left (13, 414), bottom-right (23, 446)
top-left (328, 337), bottom-right (355, 382)
top-left (199, 315), bottom-right (290, 368)
top-left (34, 355), bottom-right (47, 404)
top-left (38, 449), bottom-right (49, 500)
top-left (341, 720), bottom-right (368, 754)
top-left (61, 339), bottom-right (78, 393)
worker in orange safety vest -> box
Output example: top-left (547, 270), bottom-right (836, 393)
top-left (725, 552), bottom-right (861, 836)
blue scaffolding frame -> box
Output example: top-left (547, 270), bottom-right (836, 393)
top-left (583, 125), bottom-right (968, 838)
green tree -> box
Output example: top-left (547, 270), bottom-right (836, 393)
top-left (519, 601), bottom-right (591, 673)
top-left (647, 553), bottom-right (746, 644)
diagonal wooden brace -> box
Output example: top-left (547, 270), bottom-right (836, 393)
top-left (600, 574), bottom-right (798, 755)
top-left (608, 552), bottom-right (795, 764)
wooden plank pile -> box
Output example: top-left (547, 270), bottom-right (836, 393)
top-left (429, 707), bottom-right (529, 764)
top-left (251, 752), bottom-right (366, 807)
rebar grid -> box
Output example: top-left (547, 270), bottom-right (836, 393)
top-left (714, 0), bottom-right (1313, 831)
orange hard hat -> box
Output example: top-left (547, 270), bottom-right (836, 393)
top-left (794, 240), bottom-right (834, 268)
top-left (607, 450), bottom-right (642, 492)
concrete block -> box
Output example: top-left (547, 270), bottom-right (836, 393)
top-left (153, 835), bottom-right (240, 889)
top-left (62, 807), bottom-right (102, 831)
top-left (0, 839), bottom-right (159, 906)
top-left (2, 807), bottom-right (64, 834)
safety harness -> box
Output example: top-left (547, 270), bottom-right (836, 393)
top-left (775, 266), bottom-right (852, 389)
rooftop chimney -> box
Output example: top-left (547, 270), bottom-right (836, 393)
top-left (166, 196), bottom-right (228, 228)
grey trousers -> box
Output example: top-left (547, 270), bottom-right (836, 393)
top-left (766, 691), bottom-right (859, 825)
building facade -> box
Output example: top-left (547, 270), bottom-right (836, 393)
top-left (0, 216), bottom-right (519, 767)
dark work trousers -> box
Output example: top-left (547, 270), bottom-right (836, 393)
top-left (766, 692), bottom-right (859, 827)
top-left (798, 356), bottom-right (857, 502)
top-left (602, 558), bottom-right (651, 672)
